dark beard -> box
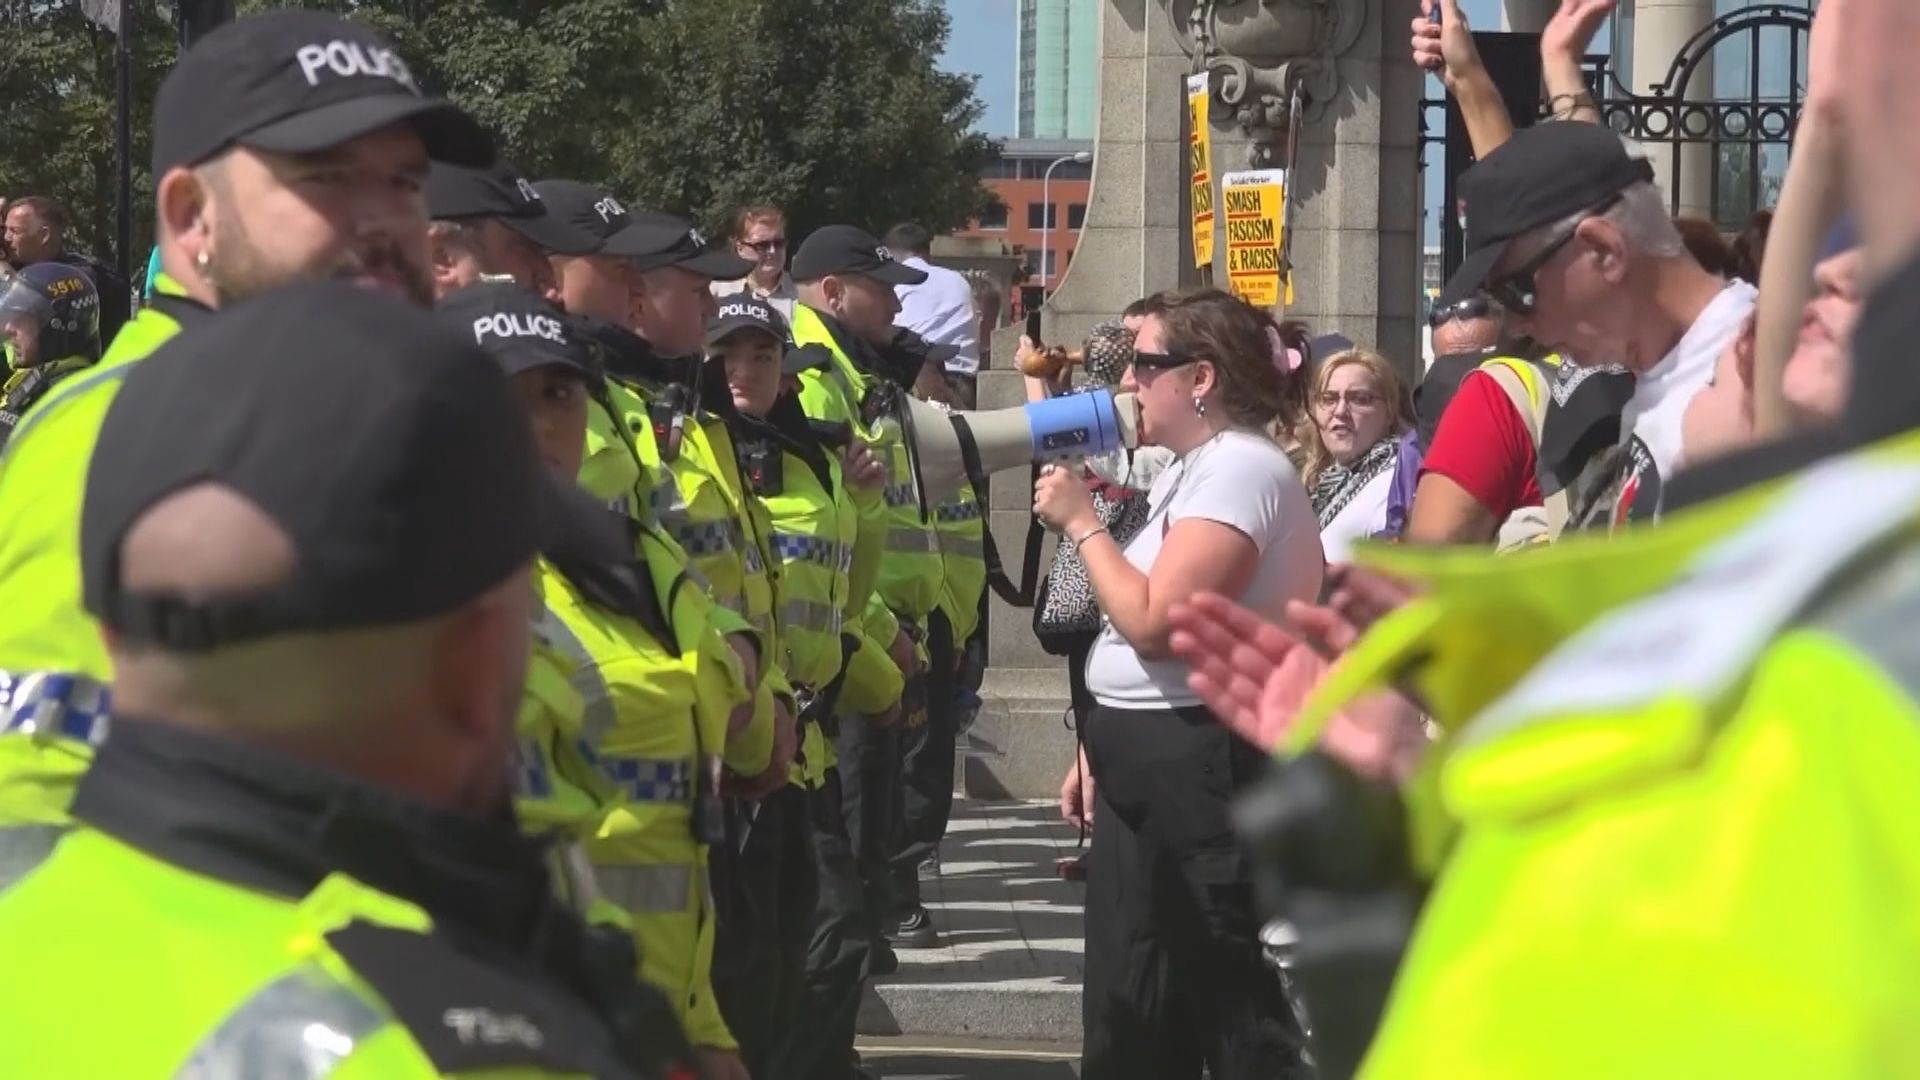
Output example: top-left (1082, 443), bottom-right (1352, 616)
top-left (209, 214), bottom-right (433, 310)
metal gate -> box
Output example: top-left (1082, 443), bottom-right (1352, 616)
top-left (1419, 3), bottom-right (1812, 288)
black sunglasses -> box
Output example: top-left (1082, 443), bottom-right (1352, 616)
top-left (1129, 349), bottom-right (1196, 372)
top-left (740, 238), bottom-right (787, 255)
top-left (1428, 295), bottom-right (1492, 328)
top-left (1487, 193), bottom-right (1622, 315)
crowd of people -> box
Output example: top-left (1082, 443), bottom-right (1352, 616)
top-left (0, 0), bottom-right (1915, 1077)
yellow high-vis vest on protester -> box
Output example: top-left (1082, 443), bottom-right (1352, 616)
top-left (533, 544), bottom-right (744, 1053)
top-left (1330, 445), bottom-right (1920, 1078)
top-left (0, 278), bottom-right (206, 861)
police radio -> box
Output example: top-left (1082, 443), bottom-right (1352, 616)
top-left (738, 439), bottom-right (784, 496)
top-left (649, 385), bottom-right (692, 463)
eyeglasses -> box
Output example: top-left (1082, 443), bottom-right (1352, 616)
top-left (740, 238), bottom-right (787, 255)
top-left (1428, 295), bottom-right (1492, 328)
top-left (1487, 194), bottom-right (1621, 315)
top-left (1129, 349), bottom-right (1195, 372)
top-left (1314, 389), bottom-right (1383, 411)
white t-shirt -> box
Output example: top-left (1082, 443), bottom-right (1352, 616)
top-left (1612, 280), bottom-right (1757, 525)
top-left (1318, 467), bottom-right (1394, 563)
top-left (1086, 429), bottom-right (1324, 709)
top-left (893, 256), bottom-right (981, 376)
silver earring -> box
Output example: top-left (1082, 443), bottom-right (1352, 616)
top-left (1193, 396), bottom-right (1206, 417)
top-left (195, 250), bottom-right (211, 274)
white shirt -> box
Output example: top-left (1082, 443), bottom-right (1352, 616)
top-left (711, 273), bottom-right (798, 322)
top-left (1318, 468), bottom-right (1394, 563)
top-left (893, 255), bottom-right (980, 376)
top-left (1086, 430), bottom-right (1325, 709)
top-left (1611, 280), bottom-right (1757, 526)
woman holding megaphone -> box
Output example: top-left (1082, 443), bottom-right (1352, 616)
top-left (1032, 288), bottom-right (1322, 1078)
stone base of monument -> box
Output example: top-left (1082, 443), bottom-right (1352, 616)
top-left (961, 668), bottom-right (1078, 801)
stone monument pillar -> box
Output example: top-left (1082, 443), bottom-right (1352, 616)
top-left (968, 0), bottom-right (1420, 799)
top-left (1633, 0), bottom-right (1715, 220)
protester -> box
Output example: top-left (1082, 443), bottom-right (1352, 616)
top-left (885, 222), bottom-right (979, 406)
top-left (1036, 287), bottom-right (1317, 1078)
top-left (1733, 207), bottom-right (1773, 284)
top-left (1673, 215), bottom-right (1737, 279)
top-left (1438, 122), bottom-right (1755, 527)
top-left (1304, 349), bottom-right (1412, 561)
top-left (712, 204), bottom-right (798, 318)
top-left (1780, 228), bottom-right (1861, 427)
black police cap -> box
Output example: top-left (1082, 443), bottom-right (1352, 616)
top-left (81, 282), bottom-right (621, 652)
top-left (531, 181), bottom-right (753, 279)
top-left (791, 225), bottom-right (927, 287)
top-left (706, 295), bottom-right (788, 348)
top-left (437, 281), bottom-right (597, 381)
top-left (1438, 123), bottom-right (1655, 307)
top-left (152, 10), bottom-right (492, 176)
top-left (427, 163), bottom-right (600, 256)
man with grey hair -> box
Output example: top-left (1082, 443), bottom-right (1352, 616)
top-left (1437, 122), bottom-right (1754, 526)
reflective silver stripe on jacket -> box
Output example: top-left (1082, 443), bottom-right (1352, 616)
top-left (882, 483), bottom-right (917, 508)
top-left (175, 966), bottom-right (387, 1080)
top-left (0, 670), bottom-right (112, 746)
top-left (0, 824), bottom-right (65, 896)
top-left (941, 538), bottom-right (985, 559)
top-left (594, 863), bottom-right (696, 914)
top-left (534, 606), bottom-right (617, 746)
top-left (885, 529), bottom-right (941, 555)
top-left (780, 599), bottom-right (843, 635)
top-left (935, 501), bottom-right (982, 522)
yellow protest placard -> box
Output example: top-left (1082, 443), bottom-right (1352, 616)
top-left (1221, 169), bottom-right (1286, 308)
top-left (1186, 72), bottom-right (1214, 270)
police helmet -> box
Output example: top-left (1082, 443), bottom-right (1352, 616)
top-left (0, 263), bottom-right (101, 366)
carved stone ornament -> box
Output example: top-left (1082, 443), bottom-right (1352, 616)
top-left (1164, 0), bottom-right (1366, 166)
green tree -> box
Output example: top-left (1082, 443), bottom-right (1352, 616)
top-left (3, 0), bottom-right (994, 273)
top-left (607, 0), bottom-right (998, 239)
top-left (0, 0), bottom-right (180, 275)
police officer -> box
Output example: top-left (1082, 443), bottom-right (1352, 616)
top-left (0, 283), bottom-right (693, 1078)
top-left (440, 282), bottom-right (752, 1080)
top-left (0, 9), bottom-right (492, 883)
top-left (426, 162), bottom-right (599, 301)
top-left (0, 263), bottom-right (101, 442)
top-left (529, 181), bottom-right (793, 799)
top-left (705, 295), bottom-right (901, 1079)
top-left (788, 225), bottom-right (945, 958)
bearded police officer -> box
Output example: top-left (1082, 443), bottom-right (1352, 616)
top-left (0, 282), bottom-right (695, 1078)
top-left (0, 9), bottom-right (492, 886)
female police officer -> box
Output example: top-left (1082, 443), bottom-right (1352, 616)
top-left (437, 282), bottom-right (753, 1080)
top-left (706, 295), bottom-right (903, 1080)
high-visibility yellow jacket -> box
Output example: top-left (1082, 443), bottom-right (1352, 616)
top-left (0, 278), bottom-right (205, 842)
top-left (1347, 444), bottom-right (1920, 1078)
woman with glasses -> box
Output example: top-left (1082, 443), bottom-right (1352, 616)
top-left (1304, 349), bottom-right (1414, 561)
top-left (1032, 288), bottom-right (1320, 1080)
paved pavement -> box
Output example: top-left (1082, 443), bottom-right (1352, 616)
top-left (857, 1037), bottom-right (1081, 1079)
top-left (858, 800), bottom-right (1088, 1044)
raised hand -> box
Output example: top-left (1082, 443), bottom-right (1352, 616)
top-left (1541, 0), bottom-right (1615, 63)
top-left (1411, 0), bottom-right (1483, 90)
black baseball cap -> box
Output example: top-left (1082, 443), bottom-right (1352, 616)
top-left (1438, 123), bottom-right (1656, 307)
top-left (152, 10), bottom-right (493, 176)
top-left (707, 295), bottom-right (788, 348)
top-left (427, 163), bottom-right (600, 256)
top-left (530, 183), bottom-right (752, 279)
top-left (437, 282), bottom-right (597, 380)
top-left (81, 282), bottom-right (621, 651)
top-left (792, 225), bottom-right (928, 286)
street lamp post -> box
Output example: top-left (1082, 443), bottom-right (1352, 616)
top-left (1041, 150), bottom-right (1093, 298)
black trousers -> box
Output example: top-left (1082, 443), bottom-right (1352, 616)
top-left (835, 704), bottom-right (901, 927)
top-left (889, 607), bottom-right (958, 910)
top-left (712, 785), bottom-right (817, 1079)
top-left (1080, 703), bottom-right (1307, 1080)
top-left (779, 769), bottom-right (873, 1080)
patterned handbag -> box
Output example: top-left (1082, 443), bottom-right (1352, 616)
top-left (1032, 481), bottom-right (1150, 656)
